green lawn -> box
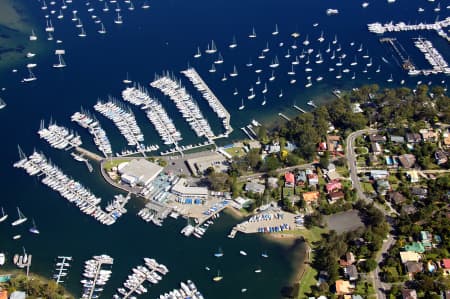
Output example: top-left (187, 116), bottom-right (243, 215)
top-left (336, 166), bottom-right (349, 177)
top-left (103, 159), bottom-right (130, 171)
top-left (297, 264), bottom-right (318, 299)
top-left (225, 147), bottom-right (246, 158)
top-left (281, 226), bottom-right (327, 244)
top-left (361, 182), bottom-right (375, 194)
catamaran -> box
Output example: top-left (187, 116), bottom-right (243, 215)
top-left (29, 219), bottom-right (40, 234)
top-left (205, 40), bottom-right (217, 54)
top-left (0, 207), bottom-right (8, 222)
top-left (269, 56), bottom-right (279, 68)
top-left (11, 207), bottom-right (27, 226)
top-left (53, 50), bottom-right (66, 68)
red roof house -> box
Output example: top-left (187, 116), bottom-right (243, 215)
top-left (285, 172), bottom-right (295, 186)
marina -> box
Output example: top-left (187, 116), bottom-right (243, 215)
top-left (71, 110), bottom-right (113, 157)
top-left (81, 254), bottom-right (113, 299)
top-left (113, 257), bottom-right (169, 299)
top-left (156, 280), bottom-right (204, 299)
top-left (13, 150), bottom-right (124, 225)
top-left (413, 38), bottom-right (450, 75)
top-left (368, 17), bottom-right (450, 42)
top-left (150, 73), bottom-right (215, 141)
top-left (94, 99), bottom-right (147, 156)
top-left (121, 85), bottom-right (183, 152)
top-left (53, 256), bottom-right (72, 284)
top-left (38, 120), bottom-right (82, 151)
top-left (181, 67), bottom-right (233, 137)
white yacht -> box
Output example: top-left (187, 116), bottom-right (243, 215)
top-left (272, 24), bottom-right (279, 35)
top-left (248, 27), bottom-right (256, 38)
top-left (53, 50), bottom-right (66, 68)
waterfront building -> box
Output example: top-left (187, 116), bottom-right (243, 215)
top-left (118, 159), bottom-right (163, 187)
top-left (171, 178), bottom-right (208, 199)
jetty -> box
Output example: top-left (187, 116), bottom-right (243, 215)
top-left (54, 256), bottom-right (71, 284)
top-left (293, 105), bottom-right (306, 113)
top-left (181, 68), bottom-right (233, 137)
top-left (75, 147), bottom-right (103, 162)
top-left (241, 127), bottom-right (255, 140)
top-left (278, 113), bottom-right (291, 121)
top-left (368, 17), bottom-right (450, 42)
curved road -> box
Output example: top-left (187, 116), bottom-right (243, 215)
top-left (345, 129), bottom-right (394, 299)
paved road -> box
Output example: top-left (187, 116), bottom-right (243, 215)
top-left (345, 129), bottom-right (396, 299)
top-left (237, 163), bottom-right (314, 182)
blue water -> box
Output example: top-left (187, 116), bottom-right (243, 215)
top-left (0, 0), bottom-right (448, 298)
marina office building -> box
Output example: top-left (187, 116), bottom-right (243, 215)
top-left (171, 178), bottom-right (209, 199)
top-left (118, 159), bottom-right (163, 187)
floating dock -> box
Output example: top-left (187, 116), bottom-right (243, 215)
top-left (278, 113), bottom-right (291, 121)
top-left (293, 105), bottom-right (306, 113)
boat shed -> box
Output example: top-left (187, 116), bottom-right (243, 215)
top-left (118, 159), bottom-right (163, 187)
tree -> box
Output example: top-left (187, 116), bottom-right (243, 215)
top-left (361, 258), bottom-right (377, 272)
top-left (319, 151), bottom-right (330, 169)
top-left (246, 148), bottom-right (261, 170)
top-left (262, 155), bottom-right (281, 171)
top-left (207, 172), bottom-right (230, 191)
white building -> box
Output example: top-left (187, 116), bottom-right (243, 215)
top-left (171, 178), bottom-right (209, 199)
top-left (118, 159), bottom-right (163, 187)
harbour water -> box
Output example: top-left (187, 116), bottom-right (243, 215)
top-left (0, 0), bottom-right (448, 298)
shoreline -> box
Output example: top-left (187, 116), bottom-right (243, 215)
top-left (0, 269), bottom-right (74, 298)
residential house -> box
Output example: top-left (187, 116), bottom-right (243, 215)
top-left (233, 196), bottom-right (253, 209)
top-left (376, 180), bottom-right (391, 196)
top-left (398, 154), bottom-right (416, 169)
top-left (405, 261), bottom-right (423, 276)
top-left (388, 191), bottom-right (407, 206)
top-left (327, 162), bottom-right (336, 173)
top-left (265, 142), bottom-right (281, 153)
top-left (345, 265), bottom-right (358, 281)
top-left (318, 141), bottom-right (327, 152)
top-left (441, 258), bottom-right (450, 275)
top-left (285, 172), bottom-right (295, 187)
top-left (371, 142), bottom-right (382, 155)
top-left (370, 170), bottom-right (389, 180)
top-left (399, 251), bottom-right (421, 264)
top-left (326, 180), bottom-right (342, 194)
top-left (245, 182), bottom-right (265, 195)
top-left (329, 191), bottom-right (345, 204)
top-left (410, 187), bottom-right (428, 199)
top-left (401, 204), bottom-right (417, 215)
top-left (404, 242), bottom-right (425, 254)
top-left (390, 135), bottom-right (405, 143)
top-left (267, 177), bottom-right (279, 189)
top-left (406, 170), bottom-right (419, 183)
top-left (302, 191), bottom-right (320, 203)
top-left (340, 252), bottom-right (356, 266)
top-left (420, 231), bottom-right (432, 249)
top-left (9, 292), bottom-right (26, 299)
top-left (335, 280), bottom-right (353, 296)
top-left (406, 133), bottom-right (422, 144)
top-left (435, 150), bottom-right (448, 165)
top-left (369, 134), bottom-right (387, 144)
top-left (326, 135), bottom-right (344, 153)
top-left (420, 129), bottom-right (438, 142)
top-left (401, 289), bottom-right (418, 299)
top-left (307, 173), bottom-right (319, 186)
top-left (296, 171), bottom-right (307, 186)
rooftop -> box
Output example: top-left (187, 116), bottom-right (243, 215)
top-left (118, 159), bottom-right (164, 186)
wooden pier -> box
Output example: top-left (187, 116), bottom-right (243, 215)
top-left (293, 105), bottom-right (306, 113)
top-left (54, 256), bottom-right (71, 284)
top-left (75, 147), bottom-right (103, 162)
top-left (278, 113), bottom-right (291, 121)
top-left (241, 127), bottom-right (255, 140)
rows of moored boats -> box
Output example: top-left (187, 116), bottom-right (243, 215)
top-left (367, 17), bottom-right (450, 35)
top-left (13, 151), bottom-right (120, 225)
top-left (413, 38), bottom-right (450, 75)
top-left (81, 254), bottom-right (113, 299)
top-left (38, 120), bottom-right (82, 150)
top-left (53, 256), bottom-right (72, 284)
top-left (71, 111), bottom-right (113, 156)
top-left (94, 99), bottom-right (145, 149)
top-left (156, 280), bottom-right (204, 299)
top-left (122, 86), bottom-right (183, 146)
top-left (150, 73), bottom-right (215, 140)
top-left (114, 257), bottom-right (169, 298)
top-left (181, 68), bottom-right (232, 134)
